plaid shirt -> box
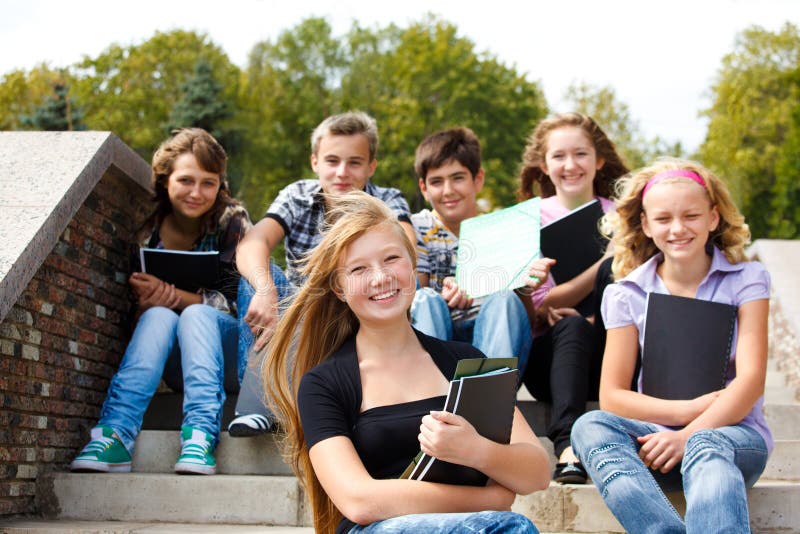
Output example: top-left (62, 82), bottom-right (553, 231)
top-left (264, 179), bottom-right (411, 286)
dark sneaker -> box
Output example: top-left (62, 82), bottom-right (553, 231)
top-left (553, 461), bottom-right (588, 484)
top-left (70, 426), bottom-right (131, 473)
top-left (227, 413), bottom-right (275, 437)
top-left (174, 426), bottom-right (216, 475)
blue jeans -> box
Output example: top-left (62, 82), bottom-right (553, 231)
top-left (571, 410), bottom-right (768, 534)
top-left (411, 288), bottom-right (532, 374)
top-left (99, 304), bottom-right (238, 452)
top-left (235, 264), bottom-right (295, 416)
top-left (349, 511), bottom-right (538, 533)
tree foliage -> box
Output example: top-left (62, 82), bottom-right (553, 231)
top-left (699, 23), bottom-right (800, 238)
top-left (71, 30), bottom-right (240, 159)
top-left (0, 64), bottom-right (73, 130)
top-left (20, 81), bottom-right (85, 131)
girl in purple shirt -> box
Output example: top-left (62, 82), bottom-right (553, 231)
top-left (572, 159), bottom-right (771, 533)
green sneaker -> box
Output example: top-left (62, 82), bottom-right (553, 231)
top-left (174, 426), bottom-right (216, 475)
top-left (70, 426), bottom-right (131, 473)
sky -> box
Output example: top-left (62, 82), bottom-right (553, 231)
top-left (2, 0), bottom-right (799, 153)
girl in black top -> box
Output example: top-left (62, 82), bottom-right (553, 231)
top-left (265, 191), bottom-right (550, 534)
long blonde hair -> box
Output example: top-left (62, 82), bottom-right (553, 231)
top-left (263, 191), bottom-right (416, 534)
top-left (607, 158), bottom-right (750, 279)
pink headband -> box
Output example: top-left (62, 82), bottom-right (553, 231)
top-left (642, 169), bottom-right (707, 197)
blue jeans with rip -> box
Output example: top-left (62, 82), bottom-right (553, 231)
top-left (235, 263), bottom-right (295, 416)
top-left (571, 410), bottom-right (768, 534)
top-left (98, 304), bottom-right (238, 452)
top-left (410, 288), bottom-right (532, 375)
top-left (348, 511), bottom-right (538, 533)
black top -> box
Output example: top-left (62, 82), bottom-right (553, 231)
top-left (297, 328), bottom-right (484, 532)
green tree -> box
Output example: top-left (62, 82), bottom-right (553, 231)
top-left (0, 64), bottom-right (72, 130)
top-left (236, 17), bottom-right (344, 214)
top-left (20, 80), bottom-right (85, 130)
top-left (168, 58), bottom-right (243, 191)
top-left (699, 23), bottom-right (800, 238)
top-left (341, 15), bottom-right (547, 209)
top-left (72, 30), bottom-right (240, 159)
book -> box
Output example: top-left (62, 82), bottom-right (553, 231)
top-left (540, 199), bottom-right (608, 285)
top-left (139, 247), bottom-right (220, 293)
top-left (400, 357), bottom-right (518, 486)
top-left (455, 198), bottom-right (541, 299)
top-left (641, 292), bottom-right (737, 400)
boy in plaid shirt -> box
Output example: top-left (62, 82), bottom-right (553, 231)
top-left (230, 111), bottom-right (414, 436)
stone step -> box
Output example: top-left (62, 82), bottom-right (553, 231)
top-left (38, 472), bottom-right (800, 532)
top-left (0, 521), bottom-right (314, 533)
top-left (130, 429), bottom-right (800, 481)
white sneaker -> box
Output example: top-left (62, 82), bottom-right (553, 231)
top-left (227, 413), bottom-right (274, 437)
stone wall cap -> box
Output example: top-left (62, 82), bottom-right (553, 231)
top-left (0, 131), bottom-right (151, 323)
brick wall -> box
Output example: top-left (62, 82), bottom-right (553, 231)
top-left (0, 171), bottom-right (150, 516)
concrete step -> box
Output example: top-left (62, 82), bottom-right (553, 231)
top-left (38, 472), bottom-right (800, 532)
top-left (0, 521), bottom-right (314, 533)
top-left (130, 429), bottom-right (800, 482)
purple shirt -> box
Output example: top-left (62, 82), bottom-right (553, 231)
top-left (601, 247), bottom-right (773, 452)
top-left (530, 196), bottom-right (615, 319)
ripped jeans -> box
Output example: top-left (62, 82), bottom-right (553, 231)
top-left (571, 410), bottom-right (768, 534)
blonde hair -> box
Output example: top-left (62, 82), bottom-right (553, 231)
top-left (263, 191), bottom-right (416, 534)
top-left (607, 158), bottom-right (750, 279)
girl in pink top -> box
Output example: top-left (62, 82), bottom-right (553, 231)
top-left (517, 112), bottom-right (629, 483)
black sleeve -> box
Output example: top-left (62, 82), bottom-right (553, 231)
top-left (298, 366), bottom-right (353, 450)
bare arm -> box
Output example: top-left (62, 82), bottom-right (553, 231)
top-left (540, 253), bottom-right (609, 310)
top-left (235, 217), bottom-right (286, 347)
top-left (309, 436), bottom-right (516, 526)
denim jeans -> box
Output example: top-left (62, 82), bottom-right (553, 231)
top-left (411, 288), bottom-right (532, 375)
top-left (235, 263), bottom-right (295, 416)
top-left (571, 410), bottom-right (768, 534)
top-left (348, 511), bottom-right (538, 533)
top-left (99, 304), bottom-right (238, 452)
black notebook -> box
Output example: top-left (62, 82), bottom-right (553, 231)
top-left (400, 357), bottom-right (518, 486)
top-left (540, 199), bottom-right (608, 285)
top-left (139, 247), bottom-right (220, 293)
top-left (641, 292), bottom-right (737, 400)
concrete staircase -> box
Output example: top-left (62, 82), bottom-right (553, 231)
top-left (3, 363), bottom-right (799, 534)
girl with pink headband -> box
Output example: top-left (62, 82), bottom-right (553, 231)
top-left (572, 158), bottom-right (771, 533)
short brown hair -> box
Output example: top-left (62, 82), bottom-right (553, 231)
top-left (414, 127), bottom-right (481, 181)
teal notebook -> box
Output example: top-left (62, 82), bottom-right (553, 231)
top-left (455, 198), bottom-right (541, 299)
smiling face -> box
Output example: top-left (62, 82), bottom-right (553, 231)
top-left (166, 152), bottom-right (221, 220)
top-left (641, 180), bottom-right (720, 264)
top-left (311, 133), bottom-right (377, 199)
top-left (419, 160), bottom-right (484, 235)
top-left (541, 126), bottom-right (605, 208)
top-left (337, 225), bottom-right (416, 327)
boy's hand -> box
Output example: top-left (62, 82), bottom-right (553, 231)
top-left (244, 290), bottom-right (279, 351)
top-left (441, 277), bottom-right (473, 310)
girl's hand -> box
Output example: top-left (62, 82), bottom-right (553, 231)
top-left (637, 429), bottom-right (689, 474)
top-left (135, 277), bottom-right (180, 311)
top-left (418, 411), bottom-right (482, 467)
top-left (441, 277), bottom-right (473, 310)
top-left (547, 306), bottom-right (581, 326)
top-left (683, 390), bottom-right (722, 424)
top-left (522, 258), bottom-right (556, 293)
top-left (129, 272), bottom-right (161, 299)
